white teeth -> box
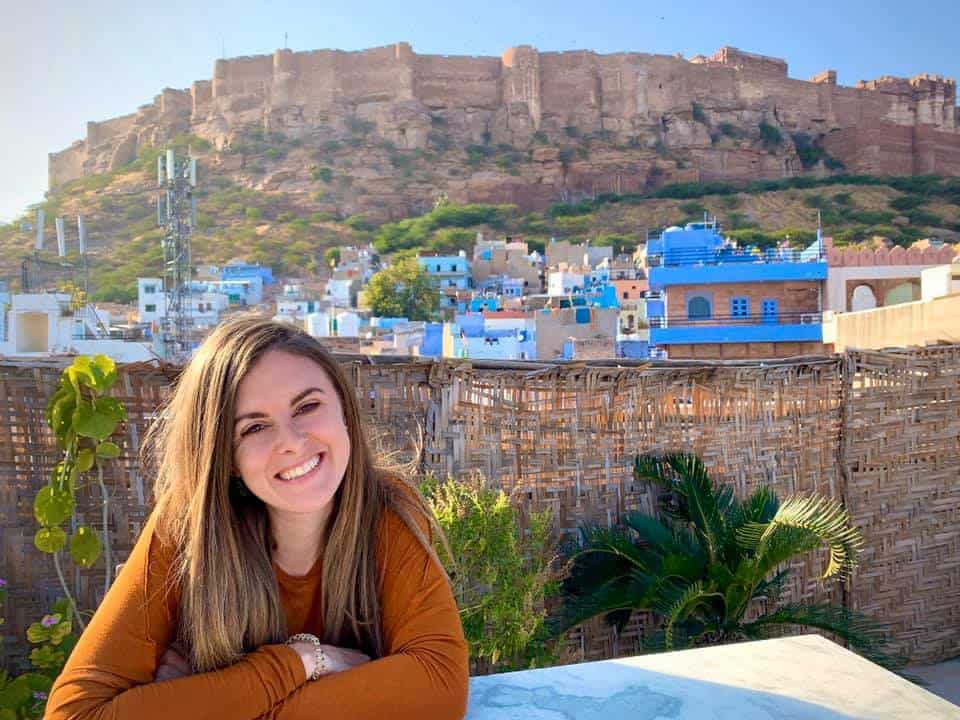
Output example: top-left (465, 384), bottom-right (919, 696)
top-left (278, 453), bottom-right (321, 480)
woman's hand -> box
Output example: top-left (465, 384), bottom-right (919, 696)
top-left (154, 643), bottom-right (191, 682)
top-left (288, 641), bottom-right (371, 679)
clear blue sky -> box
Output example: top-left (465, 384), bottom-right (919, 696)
top-left (2, 0), bottom-right (958, 222)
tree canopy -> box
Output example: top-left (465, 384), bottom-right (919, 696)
top-left (364, 258), bottom-right (440, 321)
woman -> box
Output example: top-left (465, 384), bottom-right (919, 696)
top-left (46, 316), bottom-right (469, 719)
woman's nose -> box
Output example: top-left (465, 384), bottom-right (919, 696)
top-left (275, 417), bottom-right (307, 453)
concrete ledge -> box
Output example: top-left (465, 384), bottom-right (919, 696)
top-left (466, 635), bottom-right (959, 719)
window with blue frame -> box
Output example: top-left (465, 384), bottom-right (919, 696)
top-left (762, 298), bottom-right (779, 323)
top-left (731, 297), bottom-right (749, 318)
top-left (687, 296), bottom-right (711, 320)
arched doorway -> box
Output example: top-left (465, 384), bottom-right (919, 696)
top-left (687, 296), bottom-right (711, 320)
top-left (851, 285), bottom-right (877, 312)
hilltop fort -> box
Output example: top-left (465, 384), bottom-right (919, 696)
top-left (49, 43), bottom-right (960, 215)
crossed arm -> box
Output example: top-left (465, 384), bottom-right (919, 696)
top-left (45, 513), bottom-right (469, 720)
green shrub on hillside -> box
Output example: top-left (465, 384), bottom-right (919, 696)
top-left (691, 102), bottom-right (708, 124)
top-left (889, 195), bottom-right (927, 212)
top-left (792, 132), bottom-right (826, 169)
top-left (759, 122), bottom-right (782, 151)
top-left (373, 203), bottom-right (513, 255)
top-left (311, 166), bottom-right (333, 183)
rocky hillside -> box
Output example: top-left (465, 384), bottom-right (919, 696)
top-left (2, 132), bottom-right (959, 304)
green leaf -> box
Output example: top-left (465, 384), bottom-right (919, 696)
top-left (26, 621), bottom-right (53, 644)
top-left (49, 392), bottom-right (77, 444)
top-left (76, 448), bottom-right (95, 472)
top-left (34, 527), bottom-right (67, 553)
top-left (96, 441), bottom-right (121, 459)
top-left (48, 619), bottom-right (74, 645)
top-left (92, 354), bottom-right (118, 391)
top-left (30, 645), bottom-right (66, 671)
top-left (34, 487), bottom-right (73, 526)
top-left (69, 526), bottom-right (101, 568)
top-left (96, 396), bottom-right (127, 424)
top-left (72, 404), bottom-right (115, 440)
top-left (0, 674), bottom-right (31, 710)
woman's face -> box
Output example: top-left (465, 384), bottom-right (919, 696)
top-left (232, 350), bottom-right (351, 521)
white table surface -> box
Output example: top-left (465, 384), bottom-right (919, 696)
top-left (466, 635), bottom-right (960, 719)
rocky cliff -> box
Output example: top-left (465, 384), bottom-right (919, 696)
top-left (49, 43), bottom-right (960, 221)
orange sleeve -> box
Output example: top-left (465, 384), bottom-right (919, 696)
top-left (45, 513), bottom-right (307, 720)
top-left (262, 508), bottom-right (469, 720)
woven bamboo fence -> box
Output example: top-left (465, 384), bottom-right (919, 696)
top-left (1, 348), bottom-right (957, 668)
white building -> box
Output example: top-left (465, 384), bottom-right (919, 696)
top-left (190, 291), bottom-right (230, 329)
top-left (0, 294), bottom-right (154, 362)
top-left (547, 267), bottom-right (587, 296)
top-left (303, 309), bottom-right (364, 338)
top-left (325, 277), bottom-right (359, 308)
top-left (334, 311), bottom-right (363, 337)
top-left (138, 278), bottom-right (166, 323)
top-left (921, 263), bottom-right (960, 301)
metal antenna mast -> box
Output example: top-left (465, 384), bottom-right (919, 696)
top-left (157, 147), bottom-right (198, 361)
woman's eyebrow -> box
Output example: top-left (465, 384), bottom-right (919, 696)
top-left (233, 387), bottom-right (326, 425)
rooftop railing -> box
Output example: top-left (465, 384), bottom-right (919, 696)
top-left (647, 246), bottom-right (826, 267)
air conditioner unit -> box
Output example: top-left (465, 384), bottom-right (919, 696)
top-left (799, 313), bottom-right (820, 324)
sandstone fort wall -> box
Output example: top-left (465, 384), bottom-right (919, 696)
top-left (48, 42), bottom-right (960, 195)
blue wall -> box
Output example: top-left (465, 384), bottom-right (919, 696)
top-left (420, 322), bottom-right (443, 357)
top-left (617, 340), bottom-right (650, 359)
top-left (651, 322), bottom-right (823, 345)
top-left (649, 261), bottom-right (827, 287)
top-left (222, 264), bottom-right (274, 284)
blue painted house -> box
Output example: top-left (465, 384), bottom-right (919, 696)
top-left (417, 251), bottom-right (472, 311)
top-left (221, 263), bottom-right (274, 285)
top-left (646, 221), bottom-right (828, 359)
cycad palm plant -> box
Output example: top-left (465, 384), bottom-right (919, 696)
top-left (552, 452), bottom-right (902, 668)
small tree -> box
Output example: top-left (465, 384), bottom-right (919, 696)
top-left (365, 258), bottom-right (440, 321)
top-left (324, 247), bottom-right (341, 268)
top-left (422, 475), bottom-right (559, 673)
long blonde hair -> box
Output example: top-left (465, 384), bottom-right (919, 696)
top-left (145, 315), bottom-right (439, 672)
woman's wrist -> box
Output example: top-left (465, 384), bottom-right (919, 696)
top-left (289, 641), bottom-right (317, 680)
top-left (286, 633), bottom-right (328, 680)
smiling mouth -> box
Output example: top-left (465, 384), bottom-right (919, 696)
top-left (276, 452), bottom-right (325, 481)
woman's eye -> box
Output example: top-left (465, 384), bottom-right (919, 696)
top-left (296, 401), bottom-right (320, 415)
top-left (240, 423), bottom-right (265, 437)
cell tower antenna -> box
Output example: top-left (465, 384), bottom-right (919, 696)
top-left (156, 147), bottom-right (198, 361)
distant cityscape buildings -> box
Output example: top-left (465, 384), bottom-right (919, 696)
top-left (0, 220), bottom-right (957, 363)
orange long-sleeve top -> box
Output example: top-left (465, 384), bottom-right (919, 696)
top-left (45, 506), bottom-right (469, 720)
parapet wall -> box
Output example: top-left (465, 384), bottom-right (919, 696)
top-left (2, 347), bottom-right (959, 667)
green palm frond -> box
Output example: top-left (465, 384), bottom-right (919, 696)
top-left (742, 603), bottom-right (906, 670)
top-left (551, 572), bottom-right (644, 634)
top-left (726, 485), bottom-right (779, 529)
top-left (737, 495), bottom-right (863, 579)
top-left (622, 512), bottom-right (709, 567)
top-left (634, 453), bottom-right (730, 564)
top-left (661, 581), bottom-right (725, 650)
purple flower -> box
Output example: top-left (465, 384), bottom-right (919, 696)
top-left (41, 614), bottom-right (60, 628)
top-left (33, 691), bottom-right (48, 701)
top-left (0, 577), bottom-right (7, 588)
